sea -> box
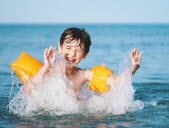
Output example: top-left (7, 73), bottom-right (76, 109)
top-left (0, 24), bottom-right (169, 128)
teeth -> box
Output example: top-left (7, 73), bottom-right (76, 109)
top-left (66, 57), bottom-right (75, 62)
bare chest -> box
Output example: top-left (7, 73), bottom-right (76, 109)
top-left (67, 74), bottom-right (86, 92)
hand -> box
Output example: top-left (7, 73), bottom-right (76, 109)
top-left (43, 46), bottom-right (56, 71)
top-left (130, 48), bottom-right (143, 74)
top-left (23, 47), bottom-right (56, 93)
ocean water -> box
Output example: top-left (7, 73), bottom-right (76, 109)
top-left (0, 24), bottom-right (169, 127)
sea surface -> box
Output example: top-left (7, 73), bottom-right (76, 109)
top-left (0, 24), bottom-right (169, 127)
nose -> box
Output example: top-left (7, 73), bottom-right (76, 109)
top-left (69, 49), bottom-right (76, 57)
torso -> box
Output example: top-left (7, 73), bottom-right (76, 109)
top-left (66, 67), bottom-right (93, 95)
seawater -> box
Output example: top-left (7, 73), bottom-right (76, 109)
top-left (0, 24), bottom-right (169, 127)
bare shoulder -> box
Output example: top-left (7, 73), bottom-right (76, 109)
top-left (75, 67), bottom-right (93, 82)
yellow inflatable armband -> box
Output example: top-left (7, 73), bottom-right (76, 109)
top-left (10, 51), bottom-right (43, 83)
top-left (87, 66), bottom-right (113, 93)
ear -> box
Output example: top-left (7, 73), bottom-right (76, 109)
top-left (58, 43), bottom-right (62, 53)
top-left (82, 52), bottom-right (88, 59)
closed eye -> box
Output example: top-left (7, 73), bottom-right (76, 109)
top-left (64, 46), bottom-right (70, 49)
top-left (77, 50), bottom-right (83, 53)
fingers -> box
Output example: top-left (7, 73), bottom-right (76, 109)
top-left (53, 52), bottom-right (56, 60)
top-left (44, 48), bottom-right (49, 65)
top-left (52, 47), bottom-right (56, 61)
top-left (130, 50), bottom-right (134, 59)
top-left (51, 47), bottom-right (56, 55)
top-left (51, 47), bottom-right (56, 60)
top-left (47, 46), bottom-right (52, 57)
top-left (44, 48), bottom-right (48, 59)
top-left (136, 48), bottom-right (138, 57)
top-left (130, 48), bottom-right (136, 59)
top-left (133, 48), bottom-right (138, 56)
top-left (130, 48), bottom-right (143, 60)
top-left (138, 51), bottom-right (143, 60)
top-left (46, 46), bottom-right (56, 57)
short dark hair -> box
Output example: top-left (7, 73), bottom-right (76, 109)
top-left (60, 27), bottom-right (92, 53)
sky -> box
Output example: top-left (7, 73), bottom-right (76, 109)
top-left (0, 0), bottom-right (169, 24)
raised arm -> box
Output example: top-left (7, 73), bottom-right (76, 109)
top-left (107, 48), bottom-right (143, 85)
top-left (84, 48), bottom-right (143, 92)
top-left (23, 47), bottom-right (56, 94)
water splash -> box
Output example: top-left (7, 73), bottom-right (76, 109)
top-left (9, 55), bottom-right (144, 117)
top-left (86, 68), bottom-right (144, 115)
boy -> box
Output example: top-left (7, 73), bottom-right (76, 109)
top-left (23, 27), bottom-right (143, 96)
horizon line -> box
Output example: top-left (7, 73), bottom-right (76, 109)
top-left (0, 22), bottom-right (169, 25)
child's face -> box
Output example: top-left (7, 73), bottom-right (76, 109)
top-left (59, 35), bottom-right (87, 68)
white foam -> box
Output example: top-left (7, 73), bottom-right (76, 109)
top-left (145, 101), bottom-right (157, 106)
top-left (9, 56), bottom-right (79, 116)
top-left (86, 69), bottom-right (144, 115)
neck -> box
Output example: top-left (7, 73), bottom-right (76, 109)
top-left (66, 67), bottom-right (75, 76)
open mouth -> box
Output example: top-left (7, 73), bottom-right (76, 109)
top-left (65, 57), bottom-right (76, 63)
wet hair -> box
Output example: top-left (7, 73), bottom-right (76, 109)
top-left (60, 27), bottom-right (92, 53)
